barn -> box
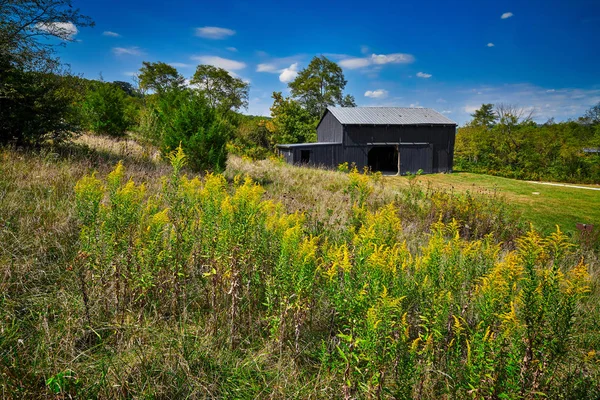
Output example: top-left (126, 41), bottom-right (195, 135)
top-left (277, 107), bottom-right (457, 174)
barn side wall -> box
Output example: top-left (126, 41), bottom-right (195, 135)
top-left (317, 112), bottom-right (344, 143)
top-left (343, 125), bottom-right (456, 173)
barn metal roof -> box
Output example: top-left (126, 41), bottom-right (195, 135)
top-left (326, 107), bottom-right (456, 126)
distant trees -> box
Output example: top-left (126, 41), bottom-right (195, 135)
top-left (455, 103), bottom-right (600, 183)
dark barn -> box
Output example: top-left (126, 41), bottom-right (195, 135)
top-left (277, 107), bottom-right (457, 174)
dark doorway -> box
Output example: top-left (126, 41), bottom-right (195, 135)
top-left (368, 146), bottom-right (398, 174)
top-left (300, 150), bottom-right (311, 164)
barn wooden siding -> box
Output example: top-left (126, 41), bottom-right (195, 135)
top-left (277, 108), bottom-right (457, 174)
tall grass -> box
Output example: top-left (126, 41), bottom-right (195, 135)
top-left (1, 144), bottom-right (599, 398)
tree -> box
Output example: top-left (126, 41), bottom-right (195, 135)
top-left (83, 82), bottom-right (129, 136)
top-left (112, 80), bottom-right (139, 97)
top-left (0, 0), bottom-right (93, 70)
top-left (470, 104), bottom-right (496, 128)
top-left (0, 0), bottom-right (93, 144)
top-left (582, 102), bottom-right (600, 125)
top-left (288, 55), bottom-right (355, 118)
top-left (270, 92), bottom-right (318, 144)
top-left (138, 61), bottom-right (185, 95)
top-left (157, 90), bottom-right (231, 171)
top-left (190, 64), bottom-right (249, 112)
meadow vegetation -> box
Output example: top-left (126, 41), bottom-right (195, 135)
top-left (1, 139), bottom-right (599, 398)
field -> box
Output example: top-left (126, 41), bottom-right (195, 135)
top-left (1, 135), bottom-right (599, 399)
top-left (384, 172), bottom-right (600, 236)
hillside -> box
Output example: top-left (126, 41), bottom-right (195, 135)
top-left (1, 135), bottom-right (599, 398)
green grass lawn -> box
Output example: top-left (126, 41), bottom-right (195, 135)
top-left (384, 172), bottom-right (600, 235)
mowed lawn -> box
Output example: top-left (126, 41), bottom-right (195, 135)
top-left (384, 172), bottom-right (600, 235)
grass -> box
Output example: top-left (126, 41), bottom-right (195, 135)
top-left (384, 172), bottom-right (600, 235)
top-left (1, 136), bottom-right (599, 398)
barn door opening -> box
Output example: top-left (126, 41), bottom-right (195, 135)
top-left (300, 150), bottom-right (311, 164)
top-left (368, 146), bottom-right (398, 174)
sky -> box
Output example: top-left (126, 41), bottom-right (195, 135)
top-left (53, 0), bottom-right (600, 125)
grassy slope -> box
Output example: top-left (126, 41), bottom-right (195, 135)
top-left (384, 172), bottom-right (600, 235)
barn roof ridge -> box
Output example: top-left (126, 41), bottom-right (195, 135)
top-left (323, 106), bottom-right (457, 126)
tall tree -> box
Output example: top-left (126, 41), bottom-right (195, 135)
top-left (0, 0), bottom-right (93, 70)
top-left (270, 91), bottom-right (317, 144)
top-left (190, 64), bottom-right (249, 112)
top-left (0, 0), bottom-right (93, 144)
top-left (582, 102), bottom-right (600, 125)
top-left (288, 55), bottom-right (355, 118)
top-left (470, 104), bottom-right (496, 128)
top-left (138, 61), bottom-right (185, 95)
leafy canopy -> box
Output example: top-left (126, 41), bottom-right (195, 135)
top-left (138, 61), bottom-right (185, 95)
top-left (288, 55), bottom-right (356, 118)
top-left (191, 64), bottom-right (249, 113)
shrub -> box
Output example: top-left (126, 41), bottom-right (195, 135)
top-left (82, 82), bottom-right (130, 136)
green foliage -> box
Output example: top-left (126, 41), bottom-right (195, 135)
top-left (456, 104), bottom-right (600, 183)
top-left (0, 0), bottom-right (93, 145)
top-left (0, 67), bottom-right (85, 144)
top-left (157, 90), bottom-right (231, 171)
top-left (270, 91), bottom-right (318, 144)
top-left (191, 64), bottom-right (249, 112)
top-left (138, 61), bottom-right (185, 95)
top-left (82, 81), bottom-right (131, 136)
top-left (288, 55), bottom-right (356, 118)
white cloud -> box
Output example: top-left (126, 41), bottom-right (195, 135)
top-left (191, 55), bottom-right (246, 71)
top-left (371, 53), bottom-right (414, 65)
top-left (464, 105), bottom-right (480, 114)
top-left (416, 72), bottom-right (432, 78)
top-left (257, 63), bottom-right (279, 72)
top-left (364, 89), bottom-right (389, 99)
top-left (339, 53), bottom-right (415, 70)
top-left (113, 46), bottom-right (143, 56)
top-left (487, 42), bottom-right (495, 47)
top-left (226, 47), bottom-right (238, 52)
top-left (360, 45), bottom-right (370, 54)
top-left (195, 26), bottom-right (235, 39)
top-left (436, 98), bottom-right (447, 103)
top-left (339, 57), bottom-right (371, 69)
top-left (279, 63), bottom-right (298, 83)
top-left (36, 22), bottom-right (78, 40)
top-left (123, 71), bottom-right (137, 77)
top-left (103, 31), bottom-right (121, 37)
top-left (441, 110), bottom-right (452, 114)
top-left (169, 62), bottom-right (192, 68)
top-left (501, 12), bottom-right (513, 19)
top-left (546, 89), bottom-right (555, 93)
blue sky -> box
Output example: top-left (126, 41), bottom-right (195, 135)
top-left (56, 0), bottom-right (600, 124)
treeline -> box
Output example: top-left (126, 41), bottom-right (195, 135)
top-left (455, 103), bottom-right (600, 183)
top-left (1, 1), bottom-right (355, 171)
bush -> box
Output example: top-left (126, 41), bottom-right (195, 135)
top-left (82, 82), bottom-right (130, 136)
top-left (0, 66), bottom-right (84, 145)
top-left (157, 90), bottom-right (231, 171)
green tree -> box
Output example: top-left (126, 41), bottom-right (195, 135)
top-left (470, 104), bottom-right (496, 128)
top-left (138, 61), bottom-right (185, 95)
top-left (582, 102), bottom-right (600, 125)
top-left (83, 81), bottom-right (129, 136)
top-left (158, 89), bottom-right (231, 171)
top-left (190, 64), bottom-right (249, 112)
top-left (288, 55), bottom-right (355, 118)
top-left (0, 0), bottom-right (93, 144)
top-left (270, 92), bottom-right (318, 144)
